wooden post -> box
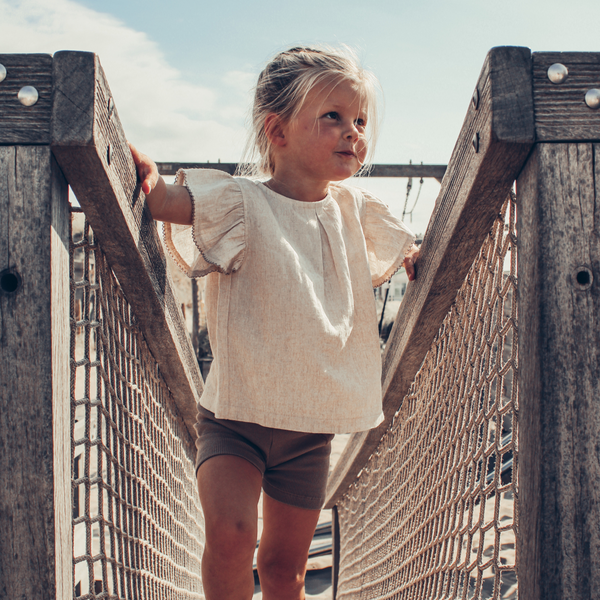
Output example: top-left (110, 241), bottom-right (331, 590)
top-left (331, 505), bottom-right (340, 600)
top-left (517, 142), bottom-right (600, 600)
top-left (0, 60), bottom-right (72, 599)
top-left (516, 51), bottom-right (600, 600)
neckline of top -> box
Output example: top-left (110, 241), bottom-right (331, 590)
top-left (258, 182), bottom-right (332, 208)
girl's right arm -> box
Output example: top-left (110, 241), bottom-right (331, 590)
top-left (129, 142), bottom-right (193, 225)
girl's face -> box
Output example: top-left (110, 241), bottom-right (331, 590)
top-left (275, 79), bottom-right (368, 185)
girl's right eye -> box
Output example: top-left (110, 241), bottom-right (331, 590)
top-left (324, 111), bottom-right (340, 120)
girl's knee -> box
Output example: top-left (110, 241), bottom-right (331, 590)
top-left (257, 552), bottom-right (305, 593)
top-left (205, 515), bottom-right (257, 562)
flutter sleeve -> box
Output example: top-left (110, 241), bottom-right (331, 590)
top-left (163, 169), bottom-right (246, 278)
top-left (362, 189), bottom-right (416, 288)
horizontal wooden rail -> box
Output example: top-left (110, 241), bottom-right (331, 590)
top-left (155, 162), bottom-right (447, 180)
top-left (325, 45), bottom-right (536, 508)
top-left (50, 52), bottom-right (203, 440)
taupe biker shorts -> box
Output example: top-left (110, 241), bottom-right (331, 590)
top-left (195, 405), bottom-right (334, 510)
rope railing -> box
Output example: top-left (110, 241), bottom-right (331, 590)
top-left (70, 210), bottom-right (204, 598)
top-left (1, 47), bottom-right (600, 600)
top-left (335, 195), bottom-right (518, 599)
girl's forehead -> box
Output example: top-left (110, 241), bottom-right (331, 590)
top-left (305, 79), bottom-right (368, 112)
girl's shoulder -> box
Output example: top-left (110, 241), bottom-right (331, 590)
top-left (328, 181), bottom-right (382, 218)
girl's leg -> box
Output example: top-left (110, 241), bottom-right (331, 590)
top-left (257, 494), bottom-right (322, 600)
top-left (197, 455), bottom-right (263, 600)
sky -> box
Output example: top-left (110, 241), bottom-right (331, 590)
top-left (2, 0), bottom-right (600, 235)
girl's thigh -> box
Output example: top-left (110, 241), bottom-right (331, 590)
top-left (257, 493), bottom-right (321, 568)
top-left (197, 455), bottom-right (263, 539)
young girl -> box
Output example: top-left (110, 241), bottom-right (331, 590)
top-left (130, 46), bottom-right (419, 600)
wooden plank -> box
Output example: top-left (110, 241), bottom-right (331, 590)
top-left (325, 46), bottom-right (535, 508)
top-left (0, 146), bottom-right (71, 599)
top-left (156, 161), bottom-right (447, 179)
top-left (533, 52), bottom-right (600, 142)
top-left (366, 164), bottom-right (446, 179)
top-left (51, 51), bottom-right (202, 441)
top-left (0, 54), bottom-right (53, 144)
top-left (517, 142), bottom-right (600, 600)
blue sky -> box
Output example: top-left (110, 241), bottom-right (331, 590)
top-left (2, 0), bottom-right (599, 234)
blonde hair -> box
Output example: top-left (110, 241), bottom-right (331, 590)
top-left (238, 45), bottom-right (381, 178)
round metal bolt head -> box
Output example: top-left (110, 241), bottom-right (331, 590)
top-left (18, 85), bottom-right (38, 106)
top-left (0, 64), bottom-right (6, 83)
top-left (547, 63), bottom-right (568, 84)
top-left (585, 88), bottom-right (600, 110)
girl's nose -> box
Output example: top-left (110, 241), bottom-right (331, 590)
top-left (344, 122), bottom-right (359, 141)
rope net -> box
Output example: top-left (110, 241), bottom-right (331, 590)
top-left (336, 194), bottom-right (518, 600)
top-left (70, 209), bottom-right (205, 599)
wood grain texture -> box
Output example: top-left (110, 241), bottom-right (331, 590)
top-left (0, 146), bottom-right (71, 599)
top-left (0, 54), bottom-right (53, 144)
top-left (533, 52), bottom-right (600, 142)
top-left (155, 162), bottom-right (447, 179)
top-left (325, 46), bottom-right (534, 508)
top-left (51, 51), bottom-right (202, 442)
top-left (517, 143), bottom-right (600, 600)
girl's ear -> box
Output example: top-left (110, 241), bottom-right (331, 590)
top-left (264, 113), bottom-right (287, 147)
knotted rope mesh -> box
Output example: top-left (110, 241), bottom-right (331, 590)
top-left (70, 209), bottom-right (205, 599)
top-left (336, 194), bottom-right (518, 600)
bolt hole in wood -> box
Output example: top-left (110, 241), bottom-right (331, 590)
top-left (0, 269), bottom-right (21, 294)
top-left (574, 266), bottom-right (593, 290)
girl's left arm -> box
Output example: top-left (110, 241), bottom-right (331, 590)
top-left (403, 244), bottom-right (420, 281)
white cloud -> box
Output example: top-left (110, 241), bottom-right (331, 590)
top-left (0, 0), bottom-right (252, 161)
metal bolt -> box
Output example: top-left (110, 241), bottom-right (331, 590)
top-left (0, 64), bottom-right (6, 83)
top-left (472, 87), bottom-right (480, 110)
top-left (472, 132), bottom-right (480, 153)
top-left (584, 88), bottom-right (600, 110)
top-left (573, 266), bottom-right (593, 291)
top-left (18, 85), bottom-right (38, 106)
top-left (108, 97), bottom-right (115, 119)
top-left (547, 63), bottom-right (568, 84)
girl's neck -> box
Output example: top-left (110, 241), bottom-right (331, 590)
top-left (264, 175), bottom-right (330, 203)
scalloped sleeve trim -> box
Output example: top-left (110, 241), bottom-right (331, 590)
top-left (163, 169), bottom-right (246, 278)
top-left (361, 189), bottom-right (416, 288)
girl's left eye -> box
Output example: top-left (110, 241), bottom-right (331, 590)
top-left (355, 117), bottom-right (366, 127)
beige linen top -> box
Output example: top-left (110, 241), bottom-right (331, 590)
top-left (164, 169), bottom-right (415, 434)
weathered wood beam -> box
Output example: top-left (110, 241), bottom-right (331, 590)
top-left (533, 52), bottom-right (600, 141)
top-left (0, 54), bottom-right (53, 144)
top-left (155, 162), bottom-right (447, 180)
top-left (325, 46), bottom-right (535, 508)
top-left (517, 142), bottom-right (600, 600)
top-left (51, 51), bottom-right (202, 441)
top-left (0, 146), bottom-right (72, 599)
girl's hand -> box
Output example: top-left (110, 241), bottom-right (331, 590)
top-left (128, 141), bottom-right (192, 225)
top-left (404, 244), bottom-right (420, 281)
top-left (129, 141), bottom-right (159, 195)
